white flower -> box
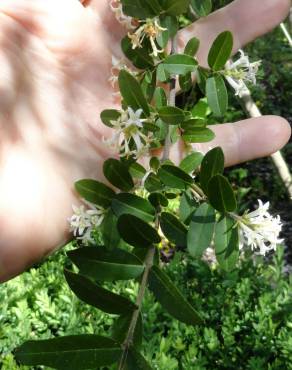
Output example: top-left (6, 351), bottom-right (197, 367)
top-left (110, 0), bottom-right (135, 30)
top-left (103, 107), bottom-right (153, 158)
top-left (224, 49), bottom-right (261, 97)
top-left (128, 18), bottom-right (166, 57)
top-left (235, 200), bottom-right (283, 255)
top-left (68, 204), bottom-right (105, 245)
top-left (109, 56), bottom-right (137, 91)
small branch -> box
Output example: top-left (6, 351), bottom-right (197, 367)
top-left (162, 37), bottom-right (178, 162)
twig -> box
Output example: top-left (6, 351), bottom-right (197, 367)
top-left (280, 22), bottom-right (292, 47)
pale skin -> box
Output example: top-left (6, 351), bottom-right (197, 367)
top-left (0, 0), bottom-right (290, 282)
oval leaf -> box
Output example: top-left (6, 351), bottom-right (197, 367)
top-left (182, 127), bottom-right (215, 143)
top-left (208, 30), bottom-right (233, 71)
top-left (64, 270), bottom-right (137, 315)
top-left (103, 158), bottom-right (134, 192)
top-left (162, 0), bottom-right (190, 16)
top-left (148, 266), bottom-right (203, 325)
top-left (184, 37), bottom-right (200, 56)
top-left (75, 179), bottom-right (115, 208)
top-left (100, 109), bottom-right (120, 128)
top-left (158, 165), bottom-right (193, 189)
top-left (158, 106), bottom-right (185, 125)
top-left (179, 152), bottom-right (203, 174)
top-left (208, 174), bottom-right (237, 213)
top-left (15, 335), bottom-right (121, 369)
top-left (121, 36), bottom-right (154, 69)
top-left (101, 210), bottom-right (121, 250)
top-left (206, 75), bottom-right (228, 117)
top-left (117, 214), bottom-right (161, 248)
top-left (162, 54), bottom-right (198, 75)
top-left (200, 146), bottom-right (225, 193)
top-left (160, 212), bottom-right (187, 247)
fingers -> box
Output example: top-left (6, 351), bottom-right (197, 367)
top-left (180, 0), bottom-right (291, 66)
top-left (195, 116), bottom-right (291, 167)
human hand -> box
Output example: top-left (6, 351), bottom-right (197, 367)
top-left (0, 0), bottom-right (290, 282)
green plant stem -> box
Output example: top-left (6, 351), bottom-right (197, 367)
top-left (162, 37), bottom-right (178, 162)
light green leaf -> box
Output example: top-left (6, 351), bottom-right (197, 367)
top-left (182, 127), bottom-right (215, 143)
top-left (191, 0), bottom-right (212, 17)
top-left (158, 106), bottom-right (185, 125)
top-left (154, 87), bottom-right (167, 108)
top-left (184, 37), bottom-right (200, 56)
top-left (179, 152), bottom-right (204, 174)
top-left (206, 75), bottom-right (228, 117)
top-left (162, 54), bottom-right (198, 75)
top-left (208, 30), bottom-right (233, 71)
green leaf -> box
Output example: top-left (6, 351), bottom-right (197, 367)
top-left (162, 54), bottom-right (198, 75)
top-left (126, 349), bottom-right (153, 370)
top-left (75, 179), bottom-right (115, 208)
top-left (67, 247), bottom-right (144, 281)
top-left (129, 162), bottom-right (147, 179)
top-left (179, 152), bottom-right (203, 173)
top-left (112, 313), bottom-right (143, 349)
top-left (200, 147), bottom-right (225, 193)
top-left (148, 266), bottom-right (203, 325)
top-left (14, 335), bottom-right (121, 369)
top-left (102, 210), bottom-right (121, 250)
top-left (191, 0), bottom-right (212, 17)
top-left (144, 173), bottom-right (164, 192)
top-left (208, 30), bottom-right (233, 71)
top-left (148, 192), bottom-right (169, 208)
top-left (117, 214), bottom-right (161, 248)
top-left (187, 203), bottom-right (216, 258)
top-left (64, 270), bottom-right (137, 314)
top-left (162, 0), bottom-right (190, 16)
top-left (180, 119), bottom-right (206, 130)
top-left (156, 63), bottom-right (170, 82)
top-left (179, 73), bottom-right (193, 92)
top-left (112, 193), bottom-right (155, 223)
top-left (121, 36), bottom-right (154, 69)
top-left (121, 0), bottom-right (162, 19)
top-left (158, 106), bottom-right (185, 125)
top-left (215, 217), bottom-right (239, 271)
top-left (184, 37), bottom-right (200, 56)
top-left (103, 159), bottom-right (134, 192)
top-left (206, 75), bottom-right (228, 117)
top-left (160, 212), bottom-right (187, 247)
top-left (158, 165), bottom-right (193, 189)
top-left (191, 98), bottom-right (211, 119)
top-left (182, 127), bottom-right (215, 143)
top-left (100, 109), bottom-right (120, 128)
top-left (179, 190), bottom-right (198, 224)
top-left (208, 174), bottom-right (237, 213)
top-left (119, 70), bottom-right (150, 116)
top-left (154, 87), bottom-right (167, 108)
top-left (156, 16), bottom-right (178, 48)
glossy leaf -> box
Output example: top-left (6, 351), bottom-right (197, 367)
top-left (100, 109), bottom-right (120, 128)
top-left (15, 335), bottom-right (121, 369)
top-left (208, 31), bottom-right (233, 71)
top-left (67, 247), bottom-right (144, 281)
top-left (119, 70), bottom-right (150, 116)
top-left (160, 212), bottom-right (187, 247)
top-left (103, 158), bottom-right (134, 192)
top-left (184, 37), bottom-right (200, 56)
top-left (158, 165), bottom-right (193, 189)
top-left (64, 270), bottom-right (137, 314)
top-left (191, 98), bottom-right (211, 119)
top-left (200, 147), bottom-right (225, 194)
top-left (102, 210), bottom-right (121, 250)
top-left (148, 266), bottom-right (203, 325)
top-left (182, 127), bottom-right (215, 143)
top-left (208, 175), bottom-right (237, 213)
top-left (206, 75), bottom-right (228, 117)
top-left (179, 152), bottom-right (203, 173)
top-left (156, 63), bottom-right (169, 82)
top-left (215, 217), bottom-right (239, 271)
top-left (75, 179), bottom-right (115, 208)
top-left (187, 203), bottom-right (216, 257)
top-left (162, 54), bottom-right (198, 75)
top-left (158, 106), bottom-right (185, 125)
top-left (117, 214), bottom-right (161, 248)
top-left (112, 193), bottom-right (155, 223)
top-left (112, 313), bottom-right (143, 349)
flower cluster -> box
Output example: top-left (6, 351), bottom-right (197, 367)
top-left (235, 200), bottom-right (283, 255)
top-left (224, 49), bottom-right (261, 97)
top-left (68, 204), bottom-right (105, 245)
top-left (103, 107), bottom-right (153, 158)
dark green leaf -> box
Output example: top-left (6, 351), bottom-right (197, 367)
top-left (112, 193), bottom-right (155, 223)
top-left (149, 156), bottom-right (160, 171)
top-left (148, 266), bottom-right (203, 325)
top-left (75, 179), bottom-right (115, 208)
top-left (156, 16), bottom-right (178, 48)
top-left (191, 0), bottom-right (212, 17)
top-left (182, 127), bottom-right (215, 143)
top-left (200, 147), bottom-right (225, 193)
top-left (144, 173), bottom-right (164, 192)
top-left (15, 335), bottom-right (121, 369)
top-left (119, 70), bottom-right (150, 116)
top-left (112, 313), bottom-right (143, 349)
top-left (215, 217), bottom-right (239, 271)
top-left (179, 190), bottom-right (198, 224)
top-left (160, 212), bottom-right (187, 247)
top-left (184, 37), bottom-right (200, 56)
top-left (179, 73), bottom-right (193, 92)
top-left (158, 165), bottom-right (193, 189)
top-left (117, 214), bottom-right (161, 248)
top-left (103, 158), bottom-right (134, 192)
top-left (148, 192), bottom-right (169, 208)
top-left (208, 174), bottom-right (237, 213)
top-left (162, 0), bottom-right (190, 16)
top-left (67, 247), bottom-right (144, 281)
top-left (64, 270), bottom-right (137, 314)
top-left (162, 54), bottom-right (198, 75)
top-left (102, 210), bottom-right (121, 250)
top-left (126, 349), bottom-right (153, 370)
top-left (208, 30), bottom-right (233, 71)
top-left (121, 0), bottom-right (162, 19)
top-left (187, 203), bottom-right (216, 257)
top-left (129, 162), bottom-right (147, 179)
top-left (158, 106), bottom-right (185, 125)
top-left (179, 152), bottom-right (203, 173)
top-left (121, 36), bottom-right (154, 69)
top-left (206, 75), bottom-right (228, 117)
top-left (100, 109), bottom-right (120, 128)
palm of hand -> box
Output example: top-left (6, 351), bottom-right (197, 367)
top-left (0, 0), bottom-right (290, 282)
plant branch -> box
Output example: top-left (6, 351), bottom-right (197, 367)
top-left (162, 37), bottom-right (178, 162)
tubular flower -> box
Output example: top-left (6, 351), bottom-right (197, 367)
top-left (128, 18), bottom-right (166, 57)
top-left (109, 0), bottom-right (135, 30)
top-left (103, 107), bottom-right (153, 158)
top-left (234, 200), bottom-right (283, 255)
top-left (68, 204), bottom-right (105, 245)
top-left (224, 49), bottom-right (261, 97)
